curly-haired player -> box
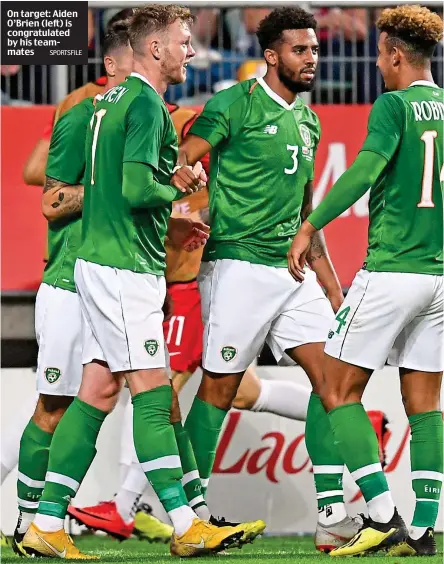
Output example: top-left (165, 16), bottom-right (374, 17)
top-left (290, 5), bottom-right (443, 557)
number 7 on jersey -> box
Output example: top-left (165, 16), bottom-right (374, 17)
top-left (90, 109), bottom-right (107, 185)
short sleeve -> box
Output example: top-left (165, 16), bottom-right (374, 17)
top-left (189, 94), bottom-right (230, 148)
top-left (360, 94), bottom-right (404, 161)
top-left (46, 102), bottom-right (90, 184)
top-left (123, 96), bottom-right (164, 170)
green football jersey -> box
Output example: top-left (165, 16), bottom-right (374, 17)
top-left (43, 97), bottom-right (93, 292)
top-left (361, 81), bottom-right (443, 275)
top-left (190, 77), bottom-right (321, 267)
top-left (78, 73), bottom-right (178, 275)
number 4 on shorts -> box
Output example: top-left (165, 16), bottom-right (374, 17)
top-left (335, 306), bottom-right (350, 335)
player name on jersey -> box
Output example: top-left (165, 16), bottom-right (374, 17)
top-left (101, 85), bottom-right (129, 104)
top-left (410, 100), bottom-right (444, 121)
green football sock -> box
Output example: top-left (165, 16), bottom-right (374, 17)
top-left (329, 403), bottom-right (393, 521)
top-left (17, 420), bottom-right (53, 514)
top-left (184, 397), bottom-right (227, 496)
top-left (38, 398), bottom-right (107, 519)
top-left (409, 411), bottom-right (443, 529)
top-left (305, 394), bottom-right (344, 509)
top-left (132, 387), bottom-right (188, 513)
top-left (173, 422), bottom-right (206, 511)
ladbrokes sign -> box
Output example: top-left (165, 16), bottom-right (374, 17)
top-left (202, 366), bottom-right (443, 533)
top-left (212, 411), bottom-right (411, 493)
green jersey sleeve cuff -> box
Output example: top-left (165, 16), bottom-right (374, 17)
top-left (360, 134), bottom-right (394, 161)
top-left (189, 110), bottom-right (230, 147)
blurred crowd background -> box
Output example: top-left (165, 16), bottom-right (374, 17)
top-left (2, 5), bottom-right (443, 107)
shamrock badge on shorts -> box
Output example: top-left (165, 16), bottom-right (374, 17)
top-left (144, 339), bottom-right (159, 357)
top-left (221, 346), bottom-right (237, 362)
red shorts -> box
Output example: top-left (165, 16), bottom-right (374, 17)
top-left (163, 280), bottom-right (203, 374)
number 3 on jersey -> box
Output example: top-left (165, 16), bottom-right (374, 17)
top-left (90, 108), bottom-right (107, 185)
top-left (285, 145), bottom-right (299, 175)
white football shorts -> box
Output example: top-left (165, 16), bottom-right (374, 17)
top-left (75, 259), bottom-right (167, 373)
top-left (35, 283), bottom-right (82, 396)
top-left (199, 259), bottom-right (334, 373)
top-left (325, 270), bottom-right (443, 372)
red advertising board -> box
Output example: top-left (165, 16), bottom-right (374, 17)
top-left (1, 104), bottom-right (371, 292)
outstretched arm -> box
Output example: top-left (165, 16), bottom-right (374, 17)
top-left (123, 162), bottom-right (183, 208)
top-left (288, 151), bottom-right (388, 281)
top-left (178, 134), bottom-right (212, 168)
top-left (177, 93), bottom-right (230, 168)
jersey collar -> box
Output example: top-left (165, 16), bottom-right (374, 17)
top-left (256, 77), bottom-right (297, 111)
top-left (409, 80), bottom-right (437, 88)
top-left (130, 72), bottom-right (160, 96)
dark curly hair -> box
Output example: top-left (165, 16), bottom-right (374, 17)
top-left (256, 7), bottom-right (317, 52)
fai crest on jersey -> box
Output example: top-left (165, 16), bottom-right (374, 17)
top-left (221, 346), bottom-right (237, 362)
top-left (45, 367), bottom-right (61, 384)
top-left (144, 340), bottom-right (159, 357)
top-left (299, 124), bottom-right (312, 146)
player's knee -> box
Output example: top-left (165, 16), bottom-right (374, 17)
top-left (198, 371), bottom-right (242, 410)
top-left (232, 385), bottom-right (258, 410)
top-left (33, 394), bottom-right (74, 433)
top-left (319, 378), bottom-right (347, 412)
top-left (401, 392), bottom-right (439, 417)
top-left (87, 380), bottom-right (121, 413)
top-left (319, 388), bottom-right (340, 413)
top-left (78, 361), bottom-right (122, 413)
top-left (232, 393), bottom-right (255, 411)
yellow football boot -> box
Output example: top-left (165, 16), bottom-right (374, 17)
top-left (388, 527), bottom-right (436, 557)
top-left (209, 516), bottom-right (266, 546)
top-left (22, 523), bottom-right (99, 559)
top-left (170, 518), bottom-right (243, 557)
top-left (330, 509), bottom-right (407, 557)
top-left (1, 531), bottom-right (8, 547)
top-left (134, 504), bottom-right (173, 543)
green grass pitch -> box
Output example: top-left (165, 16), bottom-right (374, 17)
top-left (1, 534), bottom-right (443, 563)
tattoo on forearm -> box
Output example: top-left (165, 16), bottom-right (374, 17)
top-left (43, 176), bottom-right (58, 193)
top-left (44, 176), bottom-right (84, 218)
top-left (307, 230), bottom-right (327, 264)
top-left (51, 191), bottom-right (65, 209)
top-left (57, 189), bottom-right (83, 216)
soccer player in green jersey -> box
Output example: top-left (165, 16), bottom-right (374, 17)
top-left (290, 5), bottom-right (443, 557)
top-left (14, 25), bottom-right (133, 559)
top-left (22, 6), bottom-right (247, 559)
top-left (178, 7), bottom-right (361, 551)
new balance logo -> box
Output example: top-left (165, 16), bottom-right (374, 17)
top-left (263, 125), bottom-right (278, 135)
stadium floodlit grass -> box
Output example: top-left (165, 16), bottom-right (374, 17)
top-left (1, 534), bottom-right (443, 563)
